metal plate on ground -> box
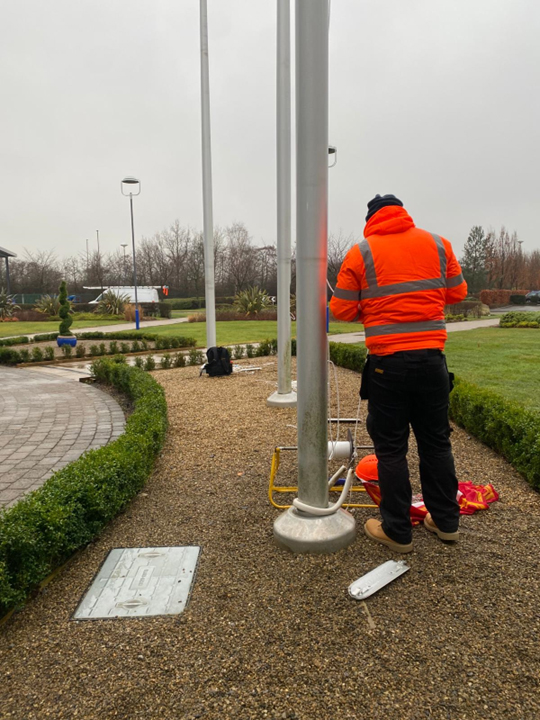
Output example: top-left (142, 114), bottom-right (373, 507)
top-left (348, 559), bottom-right (410, 600)
top-left (73, 546), bottom-right (200, 619)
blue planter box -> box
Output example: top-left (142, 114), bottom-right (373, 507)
top-left (57, 336), bottom-right (77, 348)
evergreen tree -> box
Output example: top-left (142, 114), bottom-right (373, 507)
top-left (58, 280), bottom-right (73, 336)
top-left (460, 226), bottom-right (487, 294)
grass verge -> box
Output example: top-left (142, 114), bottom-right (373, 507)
top-left (0, 359), bottom-right (167, 617)
top-left (124, 320), bottom-right (363, 345)
top-left (445, 328), bottom-right (540, 413)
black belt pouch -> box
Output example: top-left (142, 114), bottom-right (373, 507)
top-left (359, 354), bottom-right (371, 400)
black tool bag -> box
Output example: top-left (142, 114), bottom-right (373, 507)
top-left (202, 346), bottom-right (233, 377)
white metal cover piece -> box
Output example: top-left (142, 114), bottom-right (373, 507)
top-left (348, 560), bottom-right (410, 601)
top-left (74, 546), bottom-right (200, 619)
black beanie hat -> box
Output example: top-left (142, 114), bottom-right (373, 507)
top-left (365, 194), bottom-right (403, 222)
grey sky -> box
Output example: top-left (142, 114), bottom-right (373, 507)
top-left (1, 0), bottom-right (539, 263)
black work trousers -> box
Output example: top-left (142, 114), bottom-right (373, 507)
top-left (365, 349), bottom-right (460, 544)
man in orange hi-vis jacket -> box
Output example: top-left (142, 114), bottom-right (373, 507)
top-left (330, 194), bottom-right (467, 553)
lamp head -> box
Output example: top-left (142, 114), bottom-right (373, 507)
top-left (121, 177), bottom-right (141, 196)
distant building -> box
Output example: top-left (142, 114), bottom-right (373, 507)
top-left (0, 246), bottom-right (16, 294)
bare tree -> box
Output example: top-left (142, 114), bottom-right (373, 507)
top-left (225, 222), bottom-right (258, 293)
top-left (327, 231), bottom-right (354, 290)
top-left (186, 231), bottom-right (206, 300)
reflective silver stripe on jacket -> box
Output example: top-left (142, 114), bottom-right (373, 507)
top-left (333, 286), bottom-right (361, 301)
top-left (446, 272), bottom-right (464, 288)
top-left (364, 319), bottom-right (446, 338)
top-left (358, 233), bottom-right (448, 299)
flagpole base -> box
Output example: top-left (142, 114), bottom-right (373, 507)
top-left (273, 506), bottom-right (356, 554)
top-left (267, 390), bottom-right (297, 408)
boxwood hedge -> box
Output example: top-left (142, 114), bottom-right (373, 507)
top-left (0, 359), bottom-right (168, 617)
top-left (449, 378), bottom-right (540, 491)
top-left (289, 338), bottom-right (367, 373)
top-left (323, 341), bottom-right (540, 492)
top-left (0, 336), bottom-right (29, 347)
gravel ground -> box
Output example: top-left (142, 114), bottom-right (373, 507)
top-left (1, 359), bottom-right (539, 720)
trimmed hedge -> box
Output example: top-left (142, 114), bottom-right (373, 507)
top-left (0, 336), bottom-right (29, 347)
top-left (77, 331), bottom-right (197, 345)
top-left (165, 296), bottom-right (236, 309)
top-left (510, 294), bottom-right (528, 305)
top-left (0, 360), bottom-right (168, 616)
top-left (479, 289), bottom-right (528, 308)
top-left (328, 341), bottom-right (367, 372)
top-left (33, 333), bottom-right (59, 342)
top-left (449, 378), bottom-right (540, 491)
top-left (158, 302), bottom-right (172, 318)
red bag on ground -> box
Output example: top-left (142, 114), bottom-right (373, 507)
top-left (356, 455), bottom-right (499, 526)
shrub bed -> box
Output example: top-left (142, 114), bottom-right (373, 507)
top-left (0, 348), bottom-right (22, 365)
top-left (499, 312), bottom-right (540, 328)
top-left (225, 338), bottom-right (367, 373)
top-left (0, 359), bottom-right (168, 616)
top-left (0, 333), bottom-right (198, 365)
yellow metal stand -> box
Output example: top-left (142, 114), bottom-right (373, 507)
top-left (268, 447), bottom-right (377, 510)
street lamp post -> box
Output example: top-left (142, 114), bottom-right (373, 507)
top-left (121, 177), bottom-right (141, 330)
top-left (96, 230), bottom-right (103, 294)
top-left (120, 243), bottom-right (128, 284)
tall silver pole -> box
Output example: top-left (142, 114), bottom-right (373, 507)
top-left (268, 0), bottom-right (296, 408)
top-left (129, 194), bottom-right (140, 330)
top-left (273, 0), bottom-right (355, 553)
top-left (200, 0), bottom-right (217, 349)
top-left (296, 0), bottom-right (329, 508)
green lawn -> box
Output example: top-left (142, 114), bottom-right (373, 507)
top-left (445, 328), bottom-right (540, 412)
top-left (0, 318), bottom-right (127, 338)
top-left (128, 320), bottom-right (363, 346)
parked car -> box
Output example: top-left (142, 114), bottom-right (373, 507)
top-left (525, 290), bottom-right (540, 304)
top-left (89, 286), bottom-right (160, 304)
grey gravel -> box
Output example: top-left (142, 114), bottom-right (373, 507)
top-left (0, 359), bottom-right (539, 720)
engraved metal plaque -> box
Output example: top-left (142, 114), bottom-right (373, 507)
top-left (74, 546), bottom-right (200, 619)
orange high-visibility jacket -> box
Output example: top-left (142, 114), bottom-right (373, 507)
top-left (329, 206), bottom-right (467, 355)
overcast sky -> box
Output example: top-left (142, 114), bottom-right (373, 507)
top-left (1, 0), bottom-right (539, 264)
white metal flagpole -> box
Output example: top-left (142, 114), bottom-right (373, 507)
top-left (268, 0), bottom-right (296, 408)
top-left (200, 0), bottom-right (217, 349)
top-left (273, 0), bottom-right (355, 554)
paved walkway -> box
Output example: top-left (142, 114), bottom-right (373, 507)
top-left (329, 316), bottom-right (500, 344)
top-left (72, 316), bottom-right (189, 335)
top-left (0, 367), bottom-right (125, 508)
top-left (491, 304), bottom-right (538, 313)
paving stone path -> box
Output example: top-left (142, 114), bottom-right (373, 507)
top-left (0, 367), bottom-right (125, 508)
top-left (329, 316), bottom-right (501, 344)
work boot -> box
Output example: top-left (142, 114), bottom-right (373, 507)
top-left (364, 519), bottom-right (413, 554)
top-left (424, 513), bottom-right (459, 542)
